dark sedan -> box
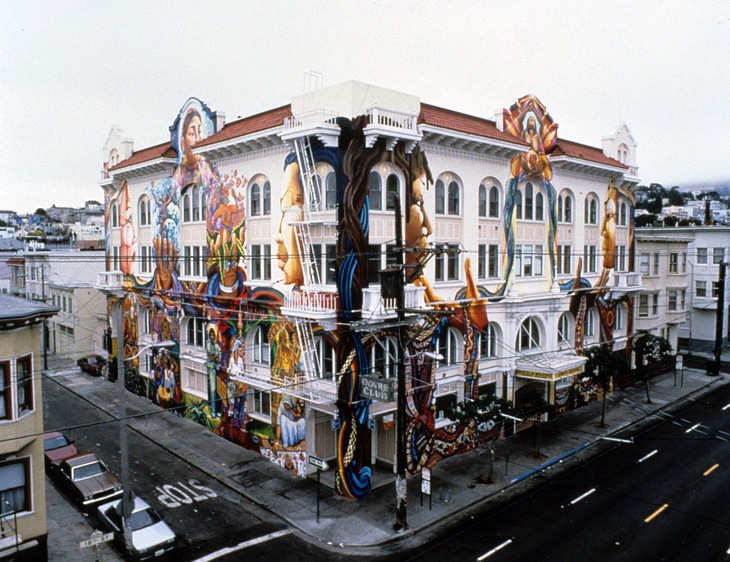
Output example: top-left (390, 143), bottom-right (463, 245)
top-left (77, 354), bottom-right (107, 376)
top-left (53, 453), bottom-right (123, 510)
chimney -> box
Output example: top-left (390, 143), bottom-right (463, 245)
top-left (705, 200), bottom-right (712, 226)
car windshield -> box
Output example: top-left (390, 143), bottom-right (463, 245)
top-left (73, 461), bottom-right (106, 480)
top-left (44, 435), bottom-right (70, 451)
top-left (129, 508), bottom-right (162, 531)
top-left (87, 357), bottom-right (99, 364)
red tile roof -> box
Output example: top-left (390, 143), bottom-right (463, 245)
top-left (550, 139), bottom-right (627, 169)
top-left (109, 142), bottom-right (177, 172)
top-left (196, 105), bottom-right (292, 147)
top-left (419, 103), bottom-right (524, 145)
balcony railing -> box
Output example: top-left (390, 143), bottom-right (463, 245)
top-left (607, 271), bottom-right (644, 299)
top-left (96, 271), bottom-right (125, 292)
top-left (362, 285), bottom-right (426, 316)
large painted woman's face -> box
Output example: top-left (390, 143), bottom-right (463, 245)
top-left (185, 115), bottom-right (202, 151)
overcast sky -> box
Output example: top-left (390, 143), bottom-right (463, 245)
top-left (1, 0), bottom-right (728, 214)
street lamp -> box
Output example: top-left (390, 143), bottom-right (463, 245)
top-left (112, 299), bottom-right (175, 555)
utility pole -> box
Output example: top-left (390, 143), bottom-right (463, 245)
top-left (709, 261), bottom-right (726, 376)
top-left (113, 299), bottom-right (134, 553)
top-left (393, 193), bottom-right (407, 532)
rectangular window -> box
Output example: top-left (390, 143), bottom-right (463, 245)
top-left (183, 246), bottom-right (192, 276)
top-left (697, 248), bottom-right (708, 264)
top-left (696, 280), bottom-right (707, 298)
top-left (262, 244), bottom-right (271, 280)
top-left (368, 244), bottom-right (382, 285)
top-left (669, 253), bottom-right (678, 273)
top-left (247, 389), bottom-right (271, 417)
top-left (325, 245), bottom-right (337, 285)
top-left (680, 289), bottom-right (686, 309)
top-left (0, 362), bottom-right (9, 420)
top-left (681, 253), bottom-right (687, 273)
top-left (638, 294), bottom-right (649, 317)
top-left (584, 246), bottom-right (597, 274)
top-left (712, 281), bottom-right (720, 298)
top-left (714, 248), bottom-right (725, 264)
top-left (311, 245), bottom-right (323, 282)
top-left (112, 246), bottom-right (120, 271)
top-left (652, 293), bottom-right (659, 316)
top-left (617, 245), bottom-right (626, 272)
top-left (140, 245), bottom-right (148, 273)
top-left (653, 253), bottom-right (660, 275)
top-left (182, 363), bottom-right (207, 395)
top-left (16, 355), bottom-right (32, 415)
top-left (250, 245), bottom-right (261, 279)
top-left (668, 290), bottom-right (677, 311)
top-left (447, 245), bottom-right (459, 281)
top-left (534, 245), bottom-right (543, 276)
top-left (0, 460), bottom-right (30, 515)
top-left (435, 245), bottom-right (445, 281)
top-left (488, 244), bottom-right (499, 278)
top-left (640, 253), bottom-right (650, 275)
top-left (192, 246), bottom-right (202, 277)
top-left (478, 245), bottom-right (486, 279)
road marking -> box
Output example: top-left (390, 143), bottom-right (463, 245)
top-left (703, 463), bottom-right (720, 476)
top-left (644, 504), bottom-right (669, 523)
top-left (570, 488), bottom-right (596, 505)
top-left (477, 539), bottom-right (513, 560)
top-left (719, 430), bottom-right (730, 436)
top-left (637, 449), bottom-right (659, 463)
top-left (192, 530), bottom-right (291, 561)
top-left (722, 402), bottom-right (730, 411)
top-left (685, 423), bottom-right (700, 433)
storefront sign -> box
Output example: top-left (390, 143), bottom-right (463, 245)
top-left (360, 376), bottom-right (395, 402)
top-left (515, 365), bottom-right (583, 381)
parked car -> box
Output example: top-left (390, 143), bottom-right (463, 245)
top-left (43, 431), bottom-right (79, 473)
top-left (54, 453), bottom-right (123, 509)
top-left (77, 354), bottom-right (107, 376)
top-left (96, 496), bottom-right (176, 560)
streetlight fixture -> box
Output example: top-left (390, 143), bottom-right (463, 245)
top-left (112, 298), bottom-right (175, 555)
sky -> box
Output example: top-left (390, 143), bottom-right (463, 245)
top-left (1, 0), bottom-right (728, 214)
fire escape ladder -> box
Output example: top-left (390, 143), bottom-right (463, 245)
top-left (292, 135), bottom-right (322, 287)
top-left (294, 317), bottom-right (321, 383)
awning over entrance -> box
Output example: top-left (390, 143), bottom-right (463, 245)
top-left (515, 351), bottom-right (587, 382)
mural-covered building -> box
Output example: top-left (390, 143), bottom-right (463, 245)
top-left (97, 81), bottom-right (641, 498)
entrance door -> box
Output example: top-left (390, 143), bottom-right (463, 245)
top-left (376, 417), bottom-right (396, 467)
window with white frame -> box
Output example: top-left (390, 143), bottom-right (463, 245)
top-left (249, 178), bottom-right (271, 217)
top-left (714, 247), bottom-right (725, 265)
top-left (0, 459), bottom-right (30, 515)
top-left (16, 355), bottom-right (32, 415)
top-left (557, 245), bottom-right (572, 275)
top-left (696, 280), bottom-right (707, 298)
top-left (557, 313), bottom-right (572, 345)
top-left (615, 304), bottom-right (626, 331)
top-left (247, 388), bottom-right (271, 417)
top-left (435, 177), bottom-right (460, 216)
top-left (251, 325), bottom-right (271, 365)
top-left (138, 196), bottom-right (151, 226)
top-left (186, 317), bottom-right (206, 348)
top-left (181, 185), bottom-right (206, 223)
top-left (558, 192), bottom-right (574, 223)
top-left (516, 317), bottom-right (541, 351)
top-left (111, 202), bottom-right (119, 228)
top-left (435, 244), bottom-right (460, 282)
top-left (314, 336), bottom-right (336, 379)
top-left (478, 244), bottom-right (500, 279)
top-left (640, 253), bottom-right (650, 275)
top-left (583, 246), bottom-right (597, 273)
top-left (652, 293), bottom-right (659, 315)
top-left (653, 253), bottom-right (660, 275)
top-left (368, 171), bottom-right (382, 211)
top-left (585, 308), bottom-right (596, 338)
top-left (436, 327), bottom-right (461, 366)
top-left (489, 185), bottom-right (500, 218)
top-left (0, 361), bottom-right (9, 420)
top-left (516, 245), bottom-right (543, 277)
top-left (369, 166), bottom-right (401, 212)
top-left (370, 336), bottom-right (398, 379)
top-left (182, 361), bottom-right (207, 396)
top-left (479, 324), bottom-right (498, 358)
top-left (668, 290), bottom-right (678, 311)
top-left (619, 202), bottom-right (627, 226)
top-left (617, 245), bottom-right (627, 272)
top-left (515, 190), bottom-right (523, 219)
top-left (584, 195), bottom-right (599, 225)
top-left (478, 183), bottom-right (487, 217)
top-left (182, 245), bottom-right (207, 278)
top-left (478, 245), bottom-right (487, 279)
top-left (697, 248), bottom-right (708, 264)
top-left (669, 253), bottom-right (679, 273)
top-left (712, 281), bottom-right (721, 298)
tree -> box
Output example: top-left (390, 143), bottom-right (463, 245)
top-left (667, 187), bottom-right (684, 206)
top-left (446, 393), bottom-right (512, 484)
top-left (633, 333), bottom-right (672, 404)
top-left (583, 344), bottom-right (628, 428)
top-left (35, 208), bottom-right (47, 216)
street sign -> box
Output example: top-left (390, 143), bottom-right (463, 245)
top-left (80, 531), bottom-right (113, 548)
top-left (360, 375), bottom-right (394, 402)
top-left (309, 455), bottom-right (329, 471)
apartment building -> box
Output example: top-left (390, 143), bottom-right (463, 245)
top-left (98, 81), bottom-right (640, 498)
top-left (0, 294), bottom-right (58, 560)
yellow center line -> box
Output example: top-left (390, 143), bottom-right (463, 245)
top-left (644, 503), bottom-right (669, 523)
top-left (703, 463), bottom-right (720, 476)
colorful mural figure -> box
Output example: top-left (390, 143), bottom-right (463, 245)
top-left (501, 96), bottom-right (559, 292)
top-left (118, 182), bottom-right (137, 275)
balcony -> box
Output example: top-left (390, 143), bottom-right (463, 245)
top-left (280, 289), bottom-right (340, 330)
top-left (230, 366), bottom-right (337, 405)
top-left (607, 271), bottom-right (644, 299)
top-left (280, 110), bottom-right (341, 148)
top-left (361, 285), bottom-right (426, 322)
top-left (95, 271), bottom-right (126, 295)
top-left (364, 107), bottom-right (421, 153)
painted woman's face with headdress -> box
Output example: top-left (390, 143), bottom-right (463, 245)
top-left (184, 114), bottom-right (202, 153)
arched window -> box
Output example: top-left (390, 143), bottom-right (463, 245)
top-left (515, 190), bottom-right (523, 220)
top-left (585, 308), bottom-right (596, 338)
top-left (191, 186), bottom-right (201, 221)
top-left (138, 197), bottom-right (150, 226)
top-left (250, 182), bottom-right (261, 216)
top-left (535, 192), bottom-right (544, 221)
top-left (478, 184), bottom-right (487, 217)
top-left (479, 324), bottom-right (498, 358)
top-left (435, 179), bottom-right (445, 215)
top-left (252, 325), bottom-right (270, 365)
top-left (369, 171), bottom-right (382, 211)
top-left (437, 327), bottom-right (461, 365)
top-left (111, 203), bottom-right (119, 228)
top-left (386, 174), bottom-right (399, 211)
top-left (325, 171), bottom-right (337, 210)
top-left (181, 189), bottom-right (191, 222)
top-left (371, 336), bottom-right (398, 379)
top-left (564, 194), bottom-right (573, 222)
top-left (262, 181), bottom-right (271, 215)
top-left (181, 185), bottom-right (205, 223)
top-left (619, 202), bottom-right (627, 226)
top-left (489, 186), bottom-right (500, 218)
top-left (516, 317), bottom-right (541, 351)
top-left (557, 312), bottom-right (572, 345)
top-left (447, 181), bottom-right (460, 215)
top-left (558, 195), bottom-right (563, 222)
top-left (584, 195), bottom-right (599, 225)
top-left (524, 183), bottom-right (534, 220)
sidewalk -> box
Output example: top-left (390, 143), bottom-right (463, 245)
top-left (45, 354), bottom-right (728, 556)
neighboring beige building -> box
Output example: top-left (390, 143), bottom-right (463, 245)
top-left (49, 283), bottom-right (107, 360)
top-left (635, 231), bottom-right (691, 353)
top-left (0, 294), bottom-right (58, 561)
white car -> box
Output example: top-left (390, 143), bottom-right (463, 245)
top-left (96, 496), bottom-right (176, 559)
